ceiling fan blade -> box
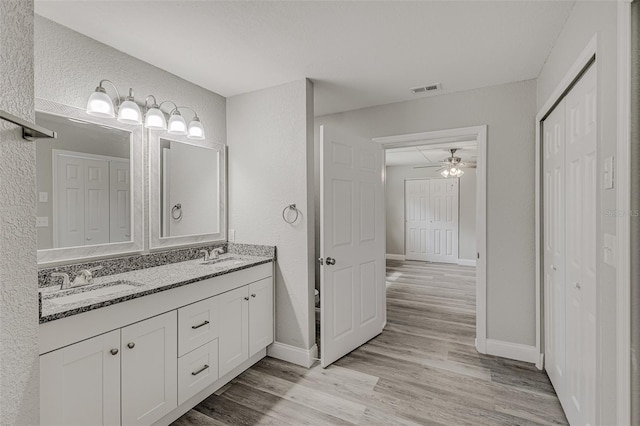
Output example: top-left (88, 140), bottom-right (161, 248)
top-left (412, 164), bottom-right (443, 169)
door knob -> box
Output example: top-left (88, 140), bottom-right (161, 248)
top-left (251, 293), bottom-right (256, 298)
top-left (325, 257), bottom-right (336, 266)
top-left (551, 265), bottom-right (557, 271)
top-left (574, 282), bottom-right (581, 290)
top-left (127, 342), bottom-right (135, 349)
top-left (244, 296), bottom-right (249, 301)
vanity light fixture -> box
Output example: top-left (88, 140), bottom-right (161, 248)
top-left (144, 95), bottom-right (167, 130)
top-left (86, 80), bottom-right (120, 118)
top-left (87, 81), bottom-right (206, 139)
top-left (117, 89), bottom-right (142, 125)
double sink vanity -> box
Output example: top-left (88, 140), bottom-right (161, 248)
top-left (34, 99), bottom-right (273, 425)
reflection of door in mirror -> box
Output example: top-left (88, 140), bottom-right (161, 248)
top-left (160, 140), bottom-right (219, 238)
top-left (36, 112), bottom-right (132, 250)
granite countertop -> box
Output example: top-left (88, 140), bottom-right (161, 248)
top-left (39, 253), bottom-right (273, 324)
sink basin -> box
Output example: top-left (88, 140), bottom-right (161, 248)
top-left (45, 280), bottom-right (143, 305)
top-left (201, 256), bottom-right (247, 268)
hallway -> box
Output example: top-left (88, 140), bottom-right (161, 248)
top-left (174, 260), bottom-right (567, 425)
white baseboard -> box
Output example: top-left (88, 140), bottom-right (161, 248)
top-left (485, 339), bottom-right (540, 364)
top-left (457, 259), bottom-right (477, 267)
top-left (386, 253), bottom-right (405, 260)
top-left (267, 341), bottom-right (318, 368)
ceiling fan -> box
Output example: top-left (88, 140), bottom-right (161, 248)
top-left (413, 148), bottom-right (476, 178)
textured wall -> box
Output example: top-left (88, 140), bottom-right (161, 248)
top-left (536, 2), bottom-right (619, 423)
top-left (316, 80), bottom-right (538, 346)
top-left (227, 80), bottom-right (315, 351)
top-left (0, 1), bottom-right (40, 424)
top-left (385, 166), bottom-right (476, 260)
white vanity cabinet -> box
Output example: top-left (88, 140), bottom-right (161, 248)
top-left (121, 311), bottom-right (177, 425)
top-left (40, 261), bottom-right (274, 426)
top-left (218, 277), bottom-right (274, 377)
top-left (40, 330), bottom-right (121, 426)
top-left (40, 312), bottom-right (177, 426)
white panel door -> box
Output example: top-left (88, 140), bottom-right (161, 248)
top-left (40, 330), bottom-right (120, 426)
top-left (405, 179), bottom-right (430, 261)
top-left (320, 125), bottom-right (385, 368)
top-left (83, 158), bottom-right (110, 246)
top-left (543, 99), bottom-right (567, 395)
top-left (428, 179), bottom-right (459, 263)
top-left (248, 277), bottom-right (274, 357)
top-left (109, 159), bottom-right (131, 243)
top-left (217, 285), bottom-right (249, 377)
top-left (121, 311), bottom-right (177, 426)
top-left (563, 64), bottom-right (597, 426)
top-left (55, 153), bottom-right (85, 248)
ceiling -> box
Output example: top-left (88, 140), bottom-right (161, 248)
top-left (386, 141), bottom-right (477, 167)
top-left (34, 1), bottom-right (575, 116)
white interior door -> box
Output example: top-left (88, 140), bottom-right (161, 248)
top-left (109, 159), bottom-right (131, 243)
top-left (405, 179), bottom-right (430, 261)
top-left (55, 152), bottom-right (85, 248)
top-left (427, 178), bottom-right (459, 263)
top-left (543, 98), bottom-right (566, 396)
top-left (320, 125), bottom-right (385, 368)
top-left (83, 158), bottom-right (110, 246)
top-left (563, 64), bottom-right (597, 426)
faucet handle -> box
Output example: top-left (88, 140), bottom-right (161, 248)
top-left (200, 249), bottom-right (211, 261)
top-left (50, 272), bottom-right (71, 289)
top-left (88, 265), bottom-right (103, 273)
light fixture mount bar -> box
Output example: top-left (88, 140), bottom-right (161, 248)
top-left (0, 109), bottom-right (56, 141)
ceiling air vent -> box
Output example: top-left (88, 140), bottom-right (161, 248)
top-left (410, 83), bottom-right (442, 94)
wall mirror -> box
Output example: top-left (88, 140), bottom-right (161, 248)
top-left (35, 98), bottom-right (144, 265)
top-left (149, 131), bottom-right (226, 249)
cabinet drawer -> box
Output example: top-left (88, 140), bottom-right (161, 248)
top-left (178, 339), bottom-right (219, 405)
top-left (178, 296), bottom-right (218, 356)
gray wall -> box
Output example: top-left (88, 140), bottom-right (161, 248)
top-left (227, 80), bottom-right (316, 353)
top-left (0, 0), bottom-right (40, 424)
top-left (385, 166), bottom-right (476, 261)
top-left (536, 2), bottom-right (619, 423)
top-left (316, 80), bottom-right (538, 346)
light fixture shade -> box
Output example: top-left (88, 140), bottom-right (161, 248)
top-left (440, 168), bottom-right (450, 178)
top-left (118, 99), bottom-right (142, 125)
top-left (454, 169), bottom-right (464, 177)
top-left (168, 113), bottom-right (187, 135)
top-left (86, 89), bottom-right (115, 118)
top-left (144, 107), bottom-right (167, 130)
top-left (187, 118), bottom-right (205, 140)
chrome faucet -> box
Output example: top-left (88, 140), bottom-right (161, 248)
top-left (51, 266), bottom-right (103, 290)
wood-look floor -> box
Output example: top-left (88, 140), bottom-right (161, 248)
top-left (173, 260), bottom-right (568, 426)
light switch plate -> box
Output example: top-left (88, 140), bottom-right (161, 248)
top-left (603, 233), bottom-right (616, 266)
top-left (39, 192), bottom-right (48, 203)
top-left (228, 229), bottom-right (236, 243)
top-left (36, 216), bottom-right (49, 228)
top-left (603, 156), bottom-right (614, 190)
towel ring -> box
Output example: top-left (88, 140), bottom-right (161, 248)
top-left (171, 203), bottom-right (182, 220)
top-left (282, 204), bottom-right (299, 224)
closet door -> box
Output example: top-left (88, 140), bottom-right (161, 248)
top-left (564, 64), bottom-right (597, 426)
top-left (405, 179), bottom-right (430, 261)
top-left (427, 178), bottom-right (459, 263)
top-left (543, 99), bottom-right (566, 395)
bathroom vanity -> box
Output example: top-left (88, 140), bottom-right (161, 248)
top-left (39, 252), bottom-right (274, 426)
top-left (33, 98), bottom-right (271, 425)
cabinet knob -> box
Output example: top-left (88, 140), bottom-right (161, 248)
top-left (243, 296), bottom-right (249, 301)
top-left (127, 342), bottom-right (135, 349)
top-left (110, 348), bottom-right (119, 356)
top-left (251, 293), bottom-right (256, 298)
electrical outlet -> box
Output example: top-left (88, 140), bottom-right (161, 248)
top-left (229, 229), bottom-right (236, 242)
top-left (36, 217), bottom-right (49, 228)
top-left (39, 192), bottom-right (48, 203)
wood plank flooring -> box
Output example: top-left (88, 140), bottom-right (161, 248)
top-left (173, 260), bottom-right (567, 426)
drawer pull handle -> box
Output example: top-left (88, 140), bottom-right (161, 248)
top-left (191, 320), bottom-right (210, 330)
top-left (191, 364), bottom-right (209, 376)
top-left (127, 342), bottom-right (135, 349)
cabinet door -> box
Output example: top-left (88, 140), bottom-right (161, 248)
top-left (217, 286), bottom-right (249, 377)
top-left (121, 311), bottom-right (177, 426)
top-left (40, 330), bottom-right (120, 426)
top-left (249, 277), bottom-right (274, 356)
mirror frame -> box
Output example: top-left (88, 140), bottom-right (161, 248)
top-left (148, 130), bottom-right (226, 250)
top-left (35, 98), bottom-right (144, 266)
